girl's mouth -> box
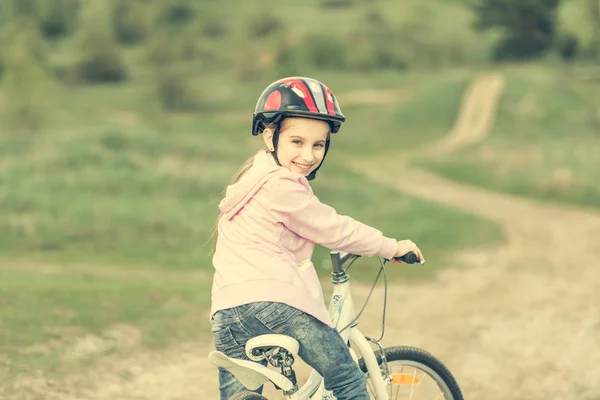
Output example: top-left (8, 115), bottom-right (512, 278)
top-left (293, 161), bottom-right (313, 171)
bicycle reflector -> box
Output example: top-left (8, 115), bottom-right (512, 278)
top-left (391, 373), bottom-right (421, 385)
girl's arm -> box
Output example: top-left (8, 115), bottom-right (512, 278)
top-left (265, 176), bottom-right (397, 259)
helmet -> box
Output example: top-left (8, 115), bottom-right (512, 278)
top-left (252, 77), bottom-right (345, 136)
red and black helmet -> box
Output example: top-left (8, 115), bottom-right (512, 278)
top-left (252, 77), bottom-right (346, 136)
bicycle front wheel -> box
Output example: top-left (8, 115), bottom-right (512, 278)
top-left (227, 391), bottom-right (268, 400)
top-left (358, 346), bottom-right (464, 400)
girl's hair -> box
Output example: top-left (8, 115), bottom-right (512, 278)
top-left (211, 155), bottom-right (256, 252)
top-left (211, 123), bottom-right (277, 253)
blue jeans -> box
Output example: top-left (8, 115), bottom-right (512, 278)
top-left (211, 301), bottom-right (370, 400)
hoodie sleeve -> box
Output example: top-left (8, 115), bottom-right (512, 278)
top-left (264, 176), bottom-right (398, 259)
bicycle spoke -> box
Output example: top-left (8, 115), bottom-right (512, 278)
top-left (409, 369), bottom-right (417, 399)
top-left (394, 380), bottom-right (401, 400)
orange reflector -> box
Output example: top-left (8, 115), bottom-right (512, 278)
top-left (391, 373), bottom-right (421, 385)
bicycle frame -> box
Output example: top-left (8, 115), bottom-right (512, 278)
top-left (282, 251), bottom-right (390, 400)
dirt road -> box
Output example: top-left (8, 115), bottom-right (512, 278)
top-left (5, 74), bottom-right (600, 400)
top-left (353, 73), bottom-right (600, 400)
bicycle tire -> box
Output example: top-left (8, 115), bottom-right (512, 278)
top-left (227, 391), bottom-right (268, 400)
top-left (358, 346), bottom-right (464, 400)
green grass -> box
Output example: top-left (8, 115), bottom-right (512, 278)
top-left (418, 65), bottom-right (600, 210)
top-left (0, 264), bottom-right (211, 380)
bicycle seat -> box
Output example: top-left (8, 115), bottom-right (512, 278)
top-left (245, 334), bottom-right (300, 361)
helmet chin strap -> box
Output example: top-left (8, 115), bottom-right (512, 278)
top-left (270, 124), bottom-right (282, 166)
top-left (270, 123), bottom-right (330, 181)
top-left (305, 138), bottom-right (330, 181)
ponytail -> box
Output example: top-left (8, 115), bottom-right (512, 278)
top-left (211, 154), bottom-right (258, 252)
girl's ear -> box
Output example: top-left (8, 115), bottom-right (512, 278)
top-left (262, 127), bottom-right (274, 151)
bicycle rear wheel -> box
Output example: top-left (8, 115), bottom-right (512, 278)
top-left (358, 346), bottom-right (464, 400)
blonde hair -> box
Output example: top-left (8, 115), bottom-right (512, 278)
top-left (211, 155), bottom-right (257, 252)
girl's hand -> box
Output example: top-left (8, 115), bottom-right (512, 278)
top-left (391, 240), bottom-right (425, 265)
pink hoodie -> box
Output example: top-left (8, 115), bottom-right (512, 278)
top-left (211, 150), bottom-right (398, 326)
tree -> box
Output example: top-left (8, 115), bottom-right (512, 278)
top-left (471, 0), bottom-right (561, 60)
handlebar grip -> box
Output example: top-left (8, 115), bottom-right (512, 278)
top-left (394, 251), bottom-right (420, 264)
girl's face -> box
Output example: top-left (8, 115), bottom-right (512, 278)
top-left (263, 118), bottom-right (330, 176)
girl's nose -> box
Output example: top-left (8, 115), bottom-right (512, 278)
top-left (301, 147), bottom-right (316, 163)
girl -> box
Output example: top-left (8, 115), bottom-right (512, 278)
top-left (211, 77), bottom-right (424, 400)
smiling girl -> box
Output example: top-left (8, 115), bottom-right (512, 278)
top-left (210, 77), bottom-right (424, 400)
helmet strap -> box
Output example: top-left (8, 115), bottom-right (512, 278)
top-left (306, 138), bottom-right (330, 181)
top-left (270, 124), bottom-right (282, 167)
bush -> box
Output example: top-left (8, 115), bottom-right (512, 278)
top-left (472, 0), bottom-right (560, 61)
top-left (364, 8), bottom-right (386, 27)
top-left (491, 36), bottom-right (550, 61)
top-left (146, 34), bottom-right (202, 111)
top-left (163, 0), bottom-right (195, 25)
top-left (12, 0), bottom-right (38, 16)
top-left (112, 0), bottom-right (151, 45)
top-left (156, 66), bottom-right (202, 111)
top-left (248, 13), bottom-right (281, 38)
top-left (302, 33), bottom-right (348, 69)
top-left (202, 19), bottom-right (228, 38)
top-left (146, 35), bottom-right (180, 67)
top-left (77, 2), bottom-right (128, 83)
top-left (274, 38), bottom-right (302, 77)
top-left (79, 47), bottom-right (128, 83)
top-left (235, 47), bottom-right (267, 82)
top-left (346, 20), bottom-right (409, 71)
top-left (346, 40), bottom-right (408, 71)
top-left (556, 31), bottom-right (578, 62)
top-left (38, 0), bottom-right (79, 39)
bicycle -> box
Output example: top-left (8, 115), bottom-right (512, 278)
top-left (208, 250), bottom-right (464, 400)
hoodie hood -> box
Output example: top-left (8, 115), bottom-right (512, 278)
top-left (219, 150), bottom-right (287, 220)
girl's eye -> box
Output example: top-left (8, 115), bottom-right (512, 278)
top-left (314, 143), bottom-right (325, 148)
top-left (292, 140), bottom-right (302, 145)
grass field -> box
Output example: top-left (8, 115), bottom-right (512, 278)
top-left (0, 264), bottom-right (211, 380)
top-left (0, 67), bottom-right (506, 380)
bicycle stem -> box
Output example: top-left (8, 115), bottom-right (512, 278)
top-left (330, 250), bottom-right (360, 284)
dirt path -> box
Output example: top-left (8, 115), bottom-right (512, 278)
top-left (351, 73), bottom-right (600, 400)
top-left (5, 74), bottom-right (600, 400)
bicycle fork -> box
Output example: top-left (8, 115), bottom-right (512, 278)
top-left (366, 336), bottom-right (393, 385)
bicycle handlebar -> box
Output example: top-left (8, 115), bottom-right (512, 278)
top-left (393, 251), bottom-right (421, 264)
top-left (330, 251), bottom-right (422, 274)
